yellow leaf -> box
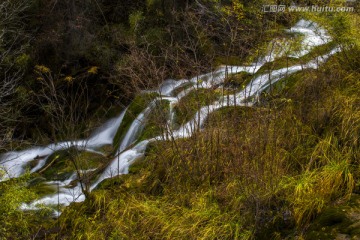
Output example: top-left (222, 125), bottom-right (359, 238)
top-left (35, 65), bottom-right (51, 74)
top-left (64, 76), bottom-right (74, 83)
top-left (88, 66), bottom-right (99, 75)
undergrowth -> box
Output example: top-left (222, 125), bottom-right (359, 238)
top-left (49, 38), bottom-right (360, 239)
top-left (3, 10), bottom-right (360, 240)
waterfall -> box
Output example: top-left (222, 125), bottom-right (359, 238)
top-left (0, 19), bottom-right (340, 213)
top-left (118, 103), bottom-right (155, 153)
top-left (87, 110), bottom-right (127, 147)
top-left (91, 139), bottom-right (153, 190)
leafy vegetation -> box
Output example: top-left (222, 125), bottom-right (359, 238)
top-left (0, 0), bottom-right (359, 239)
top-left (0, 174), bottom-right (46, 239)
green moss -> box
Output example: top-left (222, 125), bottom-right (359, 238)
top-left (29, 182), bottom-right (57, 197)
top-left (38, 149), bottom-right (109, 182)
top-left (0, 173), bottom-right (43, 239)
top-left (112, 92), bottom-right (159, 151)
top-left (95, 175), bottom-right (129, 190)
top-left (298, 41), bottom-right (337, 63)
top-left (78, 151), bottom-right (109, 169)
top-left (98, 144), bottom-right (114, 156)
top-left (173, 88), bottom-right (221, 126)
top-left (256, 56), bottom-right (300, 75)
top-left (258, 69), bottom-right (316, 103)
top-left (138, 99), bottom-right (170, 141)
top-left (306, 207), bottom-right (353, 240)
top-left (37, 150), bottom-right (71, 181)
top-left (223, 71), bottom-right (253, 91)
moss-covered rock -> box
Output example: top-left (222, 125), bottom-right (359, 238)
top-left (173, 88), bottom-right (221, 126)
top-left (29, 181), bottom-right (57, 197)
top-left (258, 69), bottom-right (315, 103)
top-left (98, 144), bottom-right (115, 156)
top-left (95, 175), bottom-right (129, 190)
top-left (305, 198), bottom-right (360, 240)
top-left (138, 99), bottom-right (170, 141)
top-left (223, 71), bottom-right (253, 91)
top-left (37, 149), bottom-right (110, 182)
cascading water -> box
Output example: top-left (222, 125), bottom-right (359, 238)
top-left (118, 102), bottom-right (155, 153)
top-left (0, 19), bottom-right (340, 214)
top-left (0, 110), bottom-right (126, 180)
top-left (87, 110), bottom-right (127, 147)
top-left (91, 139), bottom-right (153, 190)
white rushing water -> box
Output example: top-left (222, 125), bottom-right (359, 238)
top-left (91, 139), bottom-right (153, 190)
top-left (0, 110), bottom-right (127, 180)
top-left (288, 19), bottom-right (331, 57)
top-left (87, 110), bottom-right (127, 147)
top-left (0, 19), bottom-right (339, 213)
top-left (118, 103), bottom-right (155, 153)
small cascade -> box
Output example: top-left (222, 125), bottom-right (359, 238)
top-left (118, 103), bottom-right (155, 153)
top-left (0, 140), bottom-right (89, 179)
top-left (163, 97), bottom-right (178, 132)
top-left (87, 110), bottom-right (127, 147)
top-left (158, 79), bottom-right (189, 96)
top-left (0, 147), bottom-right (55, 179)
top-left (0, 110), bottom-right (127, 180)
top-left (288, 19), bottom-right (331, 57)
top-left (91, 139), bottom-right (153, 190)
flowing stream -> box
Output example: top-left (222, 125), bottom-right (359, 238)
top-left (0, 19), bottom-right (339, 214)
